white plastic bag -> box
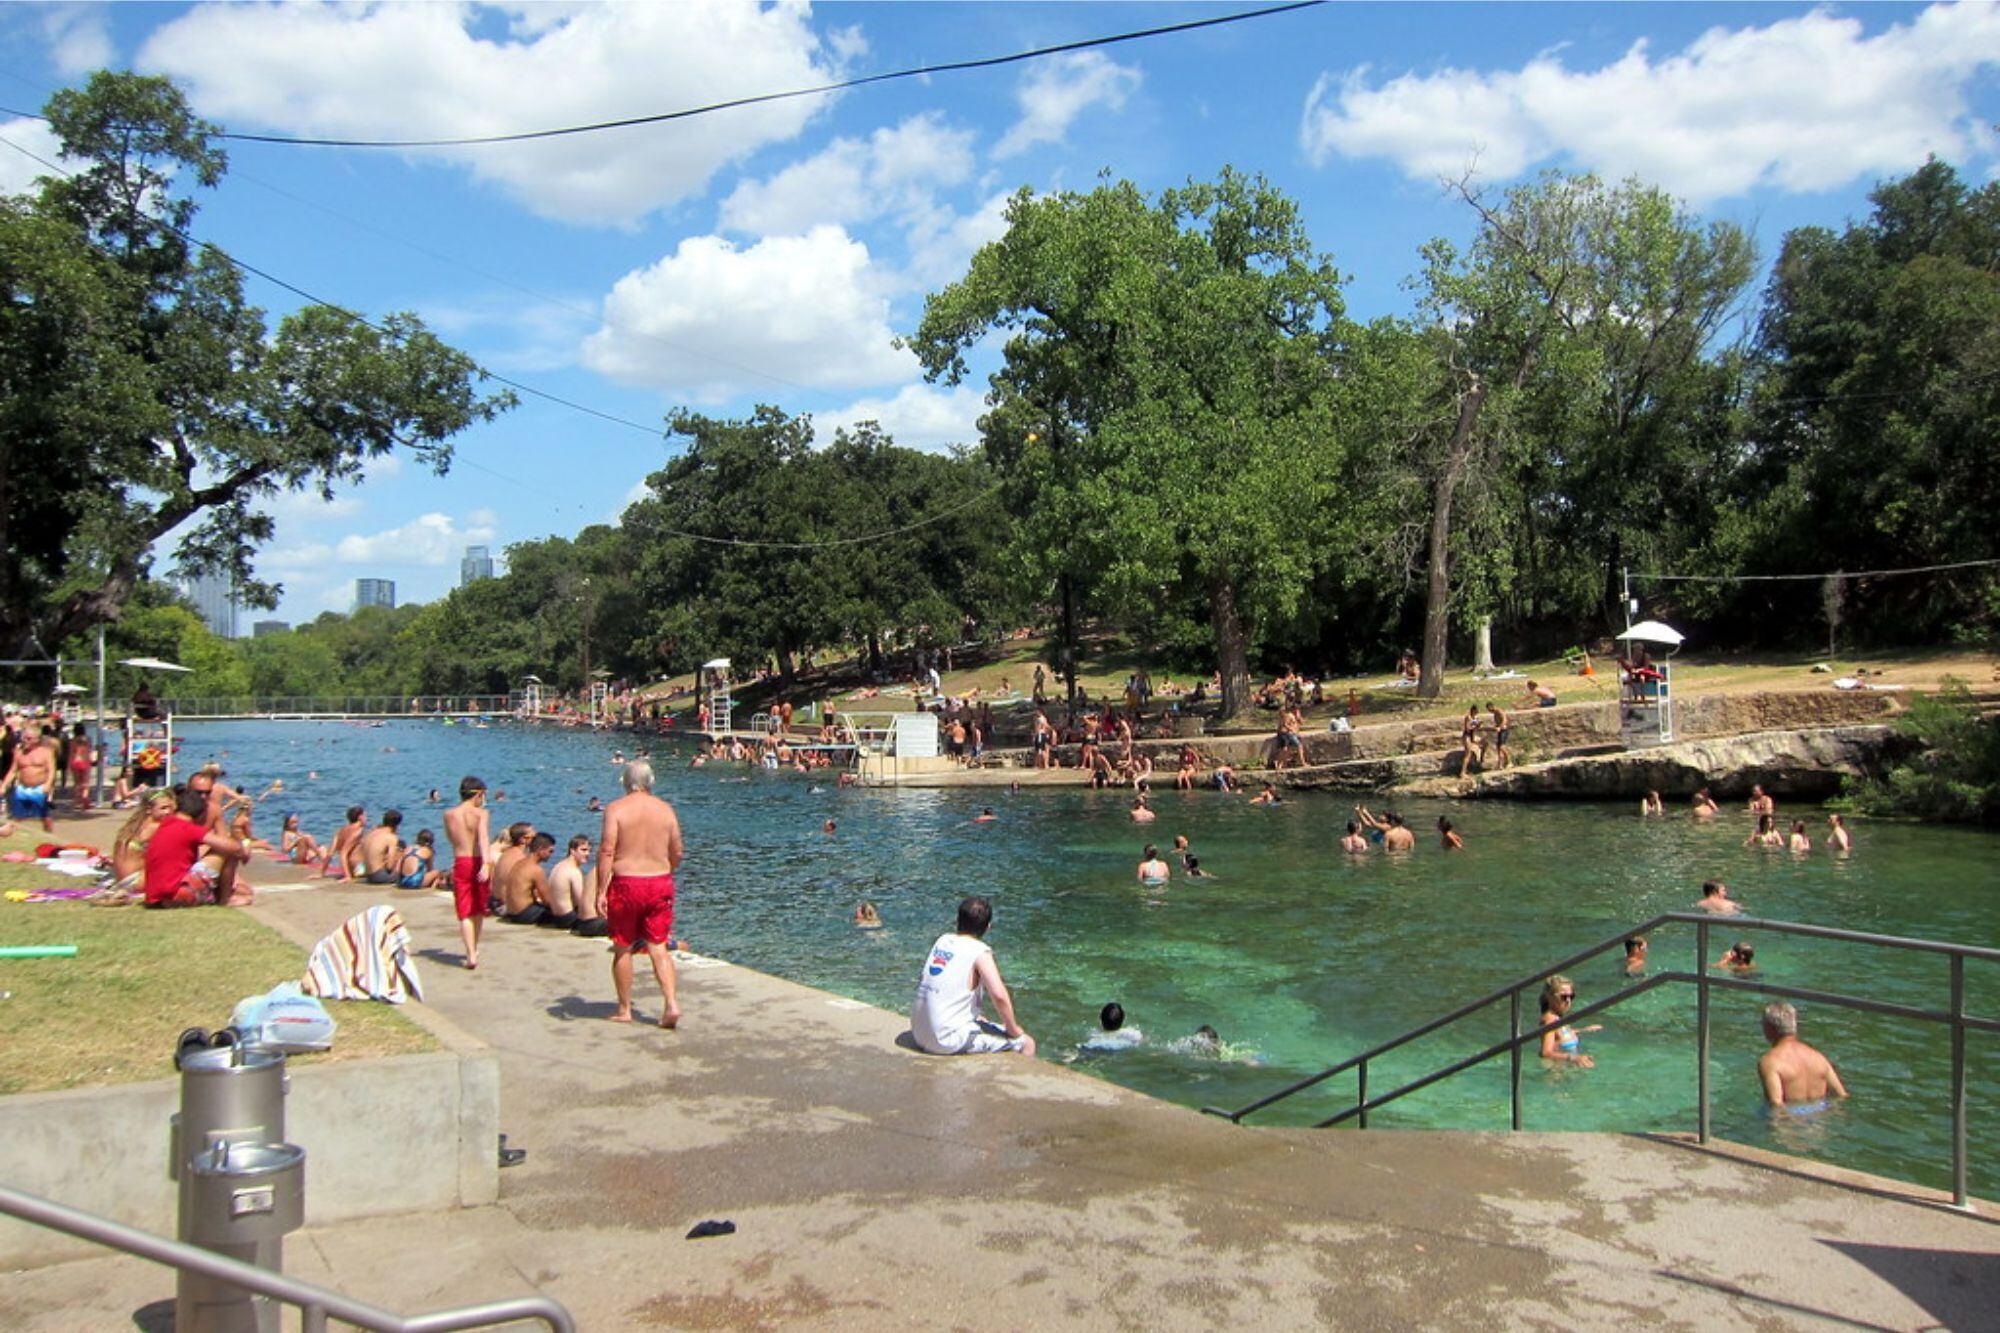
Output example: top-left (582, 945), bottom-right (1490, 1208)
top-left (230, 981), bottom-right (337, 1052)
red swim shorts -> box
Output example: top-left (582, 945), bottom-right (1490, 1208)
top-left (452, 856), bottom-right (488, 921)
top-left (606, 872), bottom-right (676, 950)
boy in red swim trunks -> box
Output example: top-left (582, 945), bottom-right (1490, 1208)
top-left (596, 760), bottom-right (685, 1028)
top-left (443, 775), bottom-right (494, 970)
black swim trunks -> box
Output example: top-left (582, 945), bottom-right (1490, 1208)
top-left (364, 867), bottom-right (398, 885)
top-left (501, 903), bottom-right (550, 926)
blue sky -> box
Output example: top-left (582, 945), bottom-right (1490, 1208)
top-left (3, 2), bottom-right (1997, 625)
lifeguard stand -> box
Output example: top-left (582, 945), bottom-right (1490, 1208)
top-left (517, 675), bottom-right (544, 719)
top-left (588, 670), bottom-right (611, 727)
top-left (1615, 620), bottom-right (1683, 748)
top-left (702, 658), bottom-right (733, 738)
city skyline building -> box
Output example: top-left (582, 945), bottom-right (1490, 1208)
top-left (460, 544), bottom-right (495, 587)
top-left (178, 570), bottom-right (238, 639)
top-left (354, 578), bottom-right (397, 611)
top-left (251, 620), bottom-right (290, 638)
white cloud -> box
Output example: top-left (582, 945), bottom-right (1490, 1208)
top-left (994, 51), bottom-right (1141, 160)
top-left (816, 383), bottom-right (986, 453)
top-left (267, 510), bottom-right (497, 571)
top-left (904, 190), bottom-right (1012, 287)
top-left (41, 4), bottom-right (114, 76)
top-left (580, 225), bottom-right (916, 399)
top-left (0, 118), bottom-right (66, 196)
top-left (720, 113), bottom-right (975, 236)
top-left (1301, 4), bottom-right (2000, 204)
top-left (139, 2), bottom-right (841, 226)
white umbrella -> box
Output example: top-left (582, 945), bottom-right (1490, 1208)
top-left (51, 683), bottom-right (87, 694)
top-left (1615, 620), bottom-right (1685, 648)
top-left (701, 657), bottom-right (731, 671)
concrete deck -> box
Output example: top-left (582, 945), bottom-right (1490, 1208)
top-left (3, 879), bottom-right (1995, 1330)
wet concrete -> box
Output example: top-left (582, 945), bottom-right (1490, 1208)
top-left (2, 879), bottom-right (1995, 1330)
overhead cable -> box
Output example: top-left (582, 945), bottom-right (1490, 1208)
top-left (1634, 558), bottom-right (2000, 583)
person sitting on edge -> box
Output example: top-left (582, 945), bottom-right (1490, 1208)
top-left (1081, 1001), bottom-right (1144, 1052)
top-left (323, 806), bottom-right (366, 879)
top-left (359, 808), bottom-right (406, 885)
top-left (397, 829), bottom-right (442, 889)
top-left (144, 786), bottom-right (250, 909)
top-left (1826, 812), bottom-right (1853, 853)
top-left (1623, 936), bottom-right (1648, 976)
top-left (1758, 1001), bottom-right (1848, 1115)
top-left (1382, 813), bottom-right (1416, 851)
top-left (537, 834), bottom-right (589, 929)
top-left (1716, 940), bottom-right (1757, 974)
top-left (1210, 761), bottom-right (1240, 793)
top-left (1137, 843), bottom-right (1171, 884)
top-left (1175, 743), bottom-right (1200, 791)
top-left (909, 895), bottom-right (1035, 1057)
top-left (280, 813), bottom-right (324, 865)
top-left (1524, 679), bottom-right (1558, 708)
top-left (1696, 879), bottom-right (1743, 914)
top-left (499, 832), bottom-right (557, 925)
top-left (1340, 821), bottom-right (1369, 853)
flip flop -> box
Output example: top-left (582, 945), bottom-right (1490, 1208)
top-left (497, 1134), bottom-right (526, 1167)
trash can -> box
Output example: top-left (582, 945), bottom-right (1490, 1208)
top-left (177, 1141), bottom-right (306, 1333)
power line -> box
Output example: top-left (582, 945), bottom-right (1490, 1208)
top-left (8, 2), bottom-right (1322, 149)
top-left (0, 132), bottom-right (1007, 550)
top-left (1635, 558), bottom-right (2000, 584)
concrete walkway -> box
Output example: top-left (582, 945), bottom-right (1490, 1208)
top-left (3, 879), bottom-right (1995, 1330)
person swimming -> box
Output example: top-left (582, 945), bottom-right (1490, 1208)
top-left (1183, 855), bottom-right (1212, 879)
top-left (854, 901), bottom-right (882, 928)
top-left (1136, 843), bottom-right (1170, 885)
top-left (1080, 1001), bottom-right (1144, 1052)
top-left (1437, 816), bottom-right (1463, 850)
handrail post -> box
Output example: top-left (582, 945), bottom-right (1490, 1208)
top-left (1696, 919), bottom-right (1711, 1145)
top-left (1357, 1059), bottom-right (1368, 1129)
top-left (1950, 952), bottom-right (1967, 1208)
top-left (1509, 988), bottom-right (1523, 1132)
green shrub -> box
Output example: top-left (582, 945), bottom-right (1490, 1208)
top-left (1837, 681), bottom-right (2000, 824)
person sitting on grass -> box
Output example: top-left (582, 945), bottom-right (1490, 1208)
top-left (144, 785), bottom-right (250, 909)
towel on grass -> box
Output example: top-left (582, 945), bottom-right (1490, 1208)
top-left (302, 904), bottom-right (425, 1004)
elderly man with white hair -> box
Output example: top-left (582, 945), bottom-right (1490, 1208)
top-left (596, 759), bottom-right (686, 1028)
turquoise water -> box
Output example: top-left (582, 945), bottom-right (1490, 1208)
top-left (182, 720), bottom-right (2000, 1196)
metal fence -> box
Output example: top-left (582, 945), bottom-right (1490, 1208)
top-left (161, 696), bottom-right (515, 718)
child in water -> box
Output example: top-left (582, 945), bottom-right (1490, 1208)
top-left (1081, 1002), bottom-right (1144, 1052)
top-left (854, 901), bottom-right (882, 929)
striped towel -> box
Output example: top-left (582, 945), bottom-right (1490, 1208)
top-left (302, 905), bottom-right (426, 1004)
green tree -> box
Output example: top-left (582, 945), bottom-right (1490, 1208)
top-left (0, 72), bottom-right (513, 655)
top-left (910, 170), bottom-right (1350, 718)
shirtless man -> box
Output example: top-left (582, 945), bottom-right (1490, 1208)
top-left (1339, 821), bottom-right (1369, 853)
top-left (1129, 795), bottom-right (1156, 823)
top-left (500, 833), bottom-right (556, 924)
top-left (545, 834), bottom-right (604, 933)
top-left (1757, 1002), bottom-right (1848, 1113)
top-left (1747, 784), bottom-right (1776, 817)
top-left (1691, 788), bottom-right (1720, 819)
top-left (1381, 813), bottom-right (1416, 852)
top-left (1485, 702), bottom-right (1511, 769)
top-left (358, 809), bottom-right (406, 885)
top-left (1032, 709), bottom-right (1055, 770)
top-left (1524, 679), bottom-right (1557, 709)
top-left (1826, 813), bottom-right (1853, 853)
top-left (2, 722), bottom-right (60, 833)
top-left (324, 806), bottom-right (366, 878)
top-left (597, 760), bottom-right (685, 1028)
top-left (443, 776), bottom-right (494, 970)
top-left (1696, 878), bottom-right (1743, 914)
top-left (492, 822), bottom-right (535, 907)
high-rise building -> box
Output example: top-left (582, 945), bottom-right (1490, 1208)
top-left (252, 619), bottom-right (290, 638)
top-left (354, 578), bottom-right (397, 610)
top-left (460, 545), bottom-right (495, 586)
top-left (178, 571), bottom-right (238, 639)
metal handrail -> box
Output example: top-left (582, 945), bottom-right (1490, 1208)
top-left (1203, 913), bottom-right (1999, 1207)
top-left (0, 1183), bottom-right (574, 1332)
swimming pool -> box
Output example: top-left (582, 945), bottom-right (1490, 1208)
top-left (180, 719), bottom-right (2000, 1198)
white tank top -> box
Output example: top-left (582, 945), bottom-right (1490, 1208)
top-left (911, 932), bottom-right (990, 1053)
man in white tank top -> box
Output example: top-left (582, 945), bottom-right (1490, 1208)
top-left (910, 896), bottom-right (1036, 1057)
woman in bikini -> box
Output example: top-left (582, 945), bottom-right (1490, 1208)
top-left (280, 813), bottom-right (326, 865)
top-left (1539, 976), bottom-right (1599, 1069)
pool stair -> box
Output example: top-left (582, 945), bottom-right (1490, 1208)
top-left (1205, 911), bottom-right (1996, 1211)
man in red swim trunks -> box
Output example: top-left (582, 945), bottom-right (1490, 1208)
top-left (442, 775), bottom-right (494, 970)
top-left (596, 759), bottom-right (685, 1028)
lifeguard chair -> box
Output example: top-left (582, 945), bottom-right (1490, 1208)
top-left (702, 658), bottom-right (733, 739)
top-left (516, 675), bottom-right (545, 719)
top-left (1615, 620), bottom-right (1683, 747)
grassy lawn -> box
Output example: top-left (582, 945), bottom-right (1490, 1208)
top-left (0, 827), bottom-right (435, 1095)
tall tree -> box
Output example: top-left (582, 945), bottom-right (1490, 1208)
top-left (0, 72), bottom-right (513, 655)
top-left (910, 170), bottom-right (1350, 719)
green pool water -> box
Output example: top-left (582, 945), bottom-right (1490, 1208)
top-left (186, 721), bottom-right (2000, 1197)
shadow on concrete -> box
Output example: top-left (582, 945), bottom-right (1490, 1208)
top-left (1654, 1269), bottom-right (1901, 1331)
top-left (1820, 1240), bottom-right (2000, 1331)
top-left (546, 994), bottom-right (621, 1022)
top-left (1637, 1134), bottom-right (1998, 1228)
top-left (130, 1298), bottom-right (171, 1331)
top-left (892, 1030), bottom-right (922, 1052)
top-left (415, 946), bottom-right (469, 969)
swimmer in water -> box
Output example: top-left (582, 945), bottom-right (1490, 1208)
top-left (1696, 879), bottom-right (1743, 915)
top-left (1640, 790), bottom-right (1664, 817)
top-left (586, 796), bottom-right (603, 813)
top-left (1437, 816), bottom-right (1463, 850)
top-left (1182, 855), bottom-right (1211, 879)
top-left (1185, 1024), bottom-right (1223, 1056)
top-left (823, 819), bottom-right (837, 835)
top-left (1251, 783), bottom-right (1281, 806)
top-left (1748, 784), bottom-right (1776, 817)
top-left (1081, 1002), bottom-right (1144, 1052)
top-left (1339, 822), bottom-right (1369, 853)
top-left (1715, 940), bottom-right (1757, 974)
top-left (1137, 843), bottom-right (1170, 885)
top-left (1826, 812), bottom-right (1852, 853)
top-left (854, 901), bottom-right (882, 929)
top-left (1691, 788), bottom-right (1719, 819)
top-left (1172, 834), bottom-right (1191, 865)
top-left (1538, 976), bottom-right (1598, 1068)
top-left (1746, 813), bottom-right (1784, 848)
top-left (427, 788), bottom-right (441, 804)
top-left (972, 807), bottom-right (998, 824)
top-left (1130, 795), bottom-right (1156, 823)
top-left (1381, 813), bottom-right (1415, 852)
top-left (1623, 936), bottom-right (1647, 976)
top-left (1757, 1001), bottom-right (1847, 1114)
